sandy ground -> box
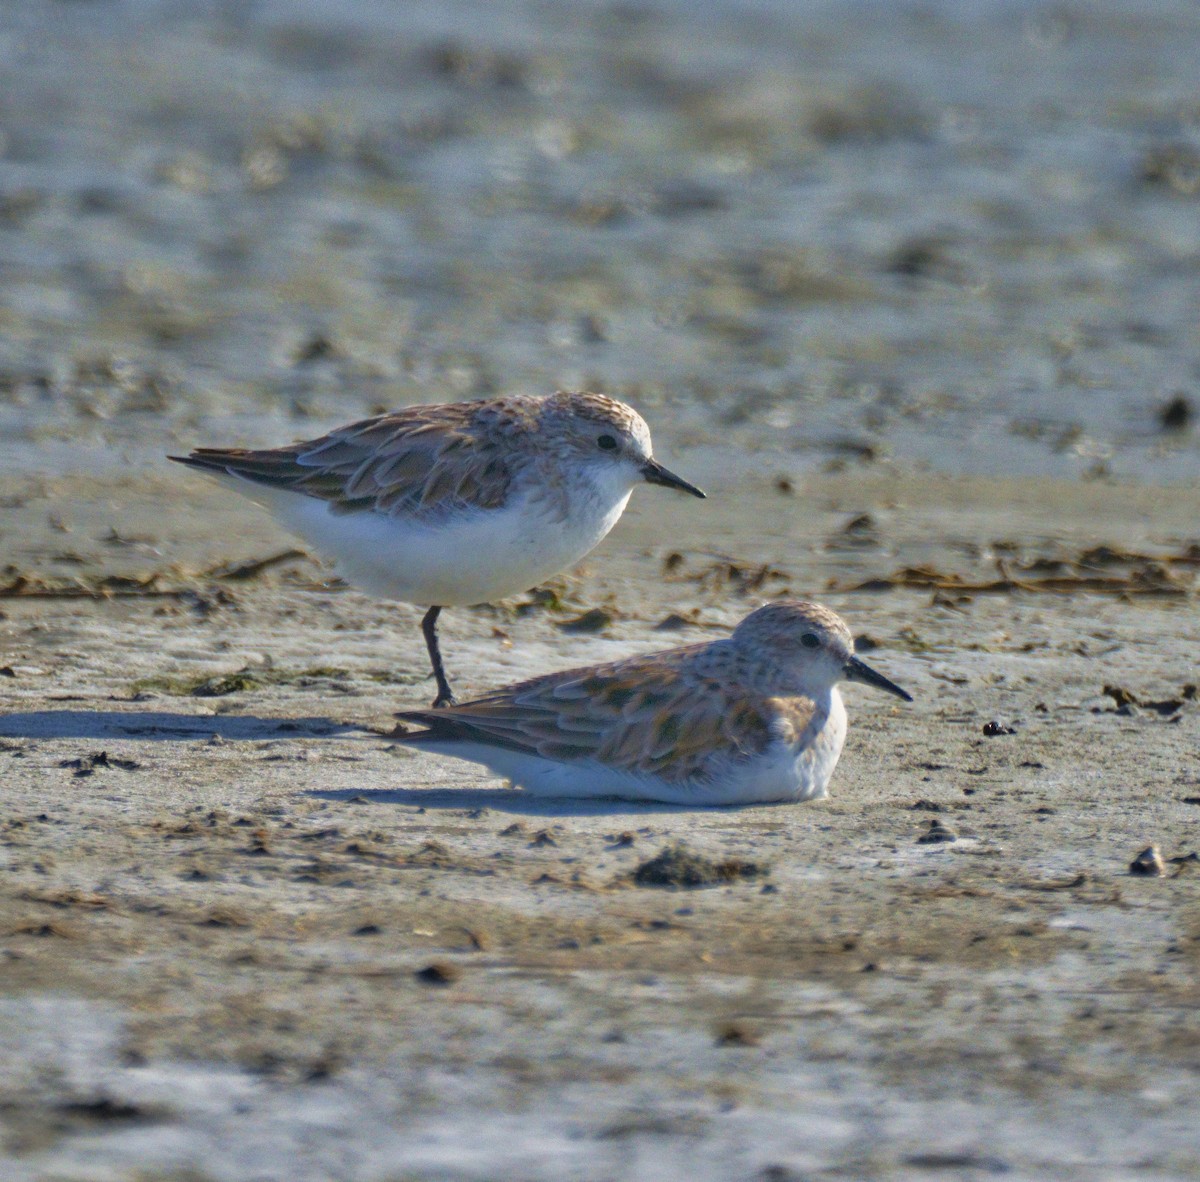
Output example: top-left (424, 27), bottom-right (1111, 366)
top-left (2, 465), bottom-right (1200, 1180)
top-left (3, 1), bottom-right (1200, 1177)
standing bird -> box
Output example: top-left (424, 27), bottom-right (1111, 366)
top-left (396, 600), bottom-right (912, 805)
top-left (169, 391), bottom-right (704, 706)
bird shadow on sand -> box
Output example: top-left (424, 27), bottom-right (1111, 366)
top-left (0, 710), bottom-right (362, 742)
top-left (307, 785), bottom-right (755, 818)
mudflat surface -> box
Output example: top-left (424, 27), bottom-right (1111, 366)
top-left (4, 0), bottom-right (1200, 1177)
top-left (3, 467), bottom-right (1200, 1180)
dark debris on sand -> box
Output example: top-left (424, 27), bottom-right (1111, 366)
top-left (632, 843), bottom-right (768, 888)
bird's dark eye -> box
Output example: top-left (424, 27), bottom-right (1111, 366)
top-left (800, 633), bottom-right (820, 649)
top-left (597, 434), bottom-right (619, 451)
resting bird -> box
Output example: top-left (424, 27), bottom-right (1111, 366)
top-left (396, 600), bottom-right (912, 805)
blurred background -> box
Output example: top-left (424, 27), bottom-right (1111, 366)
top-left (1, 0), bottom-right (1198, 483)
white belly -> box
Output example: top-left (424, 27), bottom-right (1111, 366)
top-left (232, 480), bottom-right (631, 606)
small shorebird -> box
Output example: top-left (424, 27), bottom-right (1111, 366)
top-left (170, 391), bottom-right (704, 706)
top-left (396, 600), bottom-right (912, 805)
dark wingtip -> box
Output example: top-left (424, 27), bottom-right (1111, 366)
top-left (393, 708), bottom-right (459, 741)
top-left (167, 452), bottom-right (220, 472)
top-left (394, 709), bottom-right (435, 727)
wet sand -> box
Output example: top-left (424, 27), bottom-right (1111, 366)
top-left (2, 466), bottom-right (1200, 1180)
top-left (3, 0), bottom-right (1200, 1176)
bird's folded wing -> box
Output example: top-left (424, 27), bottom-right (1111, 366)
top-left (175, 404), bottom-right (516, 516)
top-left (399, 648), bottom-right (812, 781)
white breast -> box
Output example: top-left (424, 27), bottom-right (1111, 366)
top-left (787, 689), bottom-right (847, 802)
top-left (231, 477), bottom-right (632, 607)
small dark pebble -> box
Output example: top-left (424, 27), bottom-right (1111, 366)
top-left (557, 608), bottom-right (613, 634)
top-left (304, 1047), bottom-right (346, 1082)
top-left (917, 819), bottom-right (958, 844)
top-left (758, 1166), bottom-right (805, 1182)
top-left (982, 720), bottom-right (1016, 736)
top-left (529, 829), bottom-right (557, 847)
top-left (1129, 846), bottom-right (1166, 876)
top-left (1159, 393), bottom-right (1192, 431)
top-left (840, 511), bottom-right (877, 538)
top-left (654, 613), bottom-right (692, 631)
top-left (58, 1098), bottom-right (148, 1122)
top-left (714, 1022), bottom-right (759, 1047)
top-left (887, 237), bottom-right (960, 281)
top-left (351, 924), bottom-right (381, 936)
top-left (294, 333), bottom-right (338, 364)
top-left (198, 910), bottom-right (248, 928)
top-left (414, 962), bottom-right (460, 987)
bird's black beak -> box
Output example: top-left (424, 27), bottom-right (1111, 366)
top-left (843, 655), bottom-right (912, 702)
top-left (641, 459), bottom-right (706, 499)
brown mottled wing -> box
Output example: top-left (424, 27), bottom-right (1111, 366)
top-left (171, 403), bottom-right (518, 517)
top-left (399, 647), bottom-right (804, 782)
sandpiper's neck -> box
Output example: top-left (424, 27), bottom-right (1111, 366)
top-left (531, 452), bottom-right (636, 511)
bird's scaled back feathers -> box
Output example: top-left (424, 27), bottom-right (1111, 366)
top-left (169, 391), bottom-right (652, 521)
top-left (171, 401), bottom-right (520, 518)
top-left (397, 643), bottom-right (817, 783)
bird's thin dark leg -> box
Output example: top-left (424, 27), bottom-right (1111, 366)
top-left (421, 605), bottom-right (456, 707)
